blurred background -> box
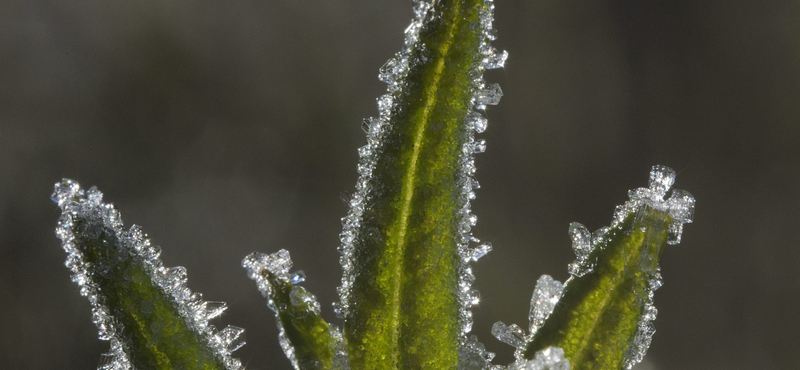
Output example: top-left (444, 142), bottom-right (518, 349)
top-left (2, 0), bottom-right (799, 369)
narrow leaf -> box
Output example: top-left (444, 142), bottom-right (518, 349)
top-left (52, 179), bottom-right (244, 370)
top-left (519, 166), bottom-right (695, 370)
top-left (243, 250), bottom-right (346, 370)
top-left (336, 0), bottom-right (504, 369)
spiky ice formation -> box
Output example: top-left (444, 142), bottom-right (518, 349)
top-left (243, 250), bottom-right (348, 370)
top-left (336, 0), bottom-right (506, 347)
top-left (491, 275), bottom-right (563, 362)
top-left (507, 347), bottom-right (570, 370)
top-left (52, 179), bottom-right (244, 370)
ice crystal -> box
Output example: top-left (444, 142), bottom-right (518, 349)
top-left (458, 335), bottom-right (497, 370)
top-left (507, 347), bottom-right (570, 370)
top-left (527, 275), bottom-right (564, 336)
top-left (52, 179), bottom-right (244, 370)
top-left (491, 275), bottom-right (563, 362)
top-left (566, 223), bottom-right (594, 277)
top-left (475, 83), bottom-right (503, 109)
top-left (492, 322), bottom-right (527, 349)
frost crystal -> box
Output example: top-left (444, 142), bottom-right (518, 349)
top-left (492, 322), bottom-right (527, 349)
top-left (458, 335), bottom-right (497, 370)
top-left (507, 347), bottom-right (570, 370)
top-left (336, 2), bottom-right (506, 362)
top-left (475, 83), bottom-right (503, 109)
top-left (51, 179), bottom-right (244, 370)
top-left (566, 223), bottom-right (594, 277)
top-left (528, 275), bottom-right (564, 336)
top-left (491, 275), bottom-right (563, 362)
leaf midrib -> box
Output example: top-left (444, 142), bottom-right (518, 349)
top-left (571, 233), bottom-right (643, 366)
top-left (388, 4), bottom-right (465, 367)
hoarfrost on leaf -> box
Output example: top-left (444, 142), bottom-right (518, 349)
top-left (508, 347), bottom-right (570, 370)
top-left (52, 179), bottom-right (244, 370)
top-left (337, 0), bottom-right (506, 356)
top-left (552, 166), bottom-right (694, 368)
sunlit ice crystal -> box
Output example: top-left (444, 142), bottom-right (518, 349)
top-left (528, 275), bottom-right (564, 336)
top-left (482, 47), bottom-right (508, 70)
top-left (467, 111), bottom-right (489, 133)
top-left (567, 222), bottom-right (591, 259)
top-left (507, 347), bottom-right (570, 370)
top-left (474, 83), bottom-right (503, 109)
top-left (566, 222), bottom-right (596, 277)
top-left (458, 335), bottom-right (496, 370)
top-left (492, 321), bottom-right (527, 349)
top-left (52, 179), bottom-right (244, 370)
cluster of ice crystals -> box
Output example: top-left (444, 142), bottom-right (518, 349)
top-left (623, 293), bottom-right (658, 370)
top-left (506, 347), bottom-right (570, 370)
top-left (566, 223), bottom-right (594, 277)
top-left (566, 165), bottom-right (695, 280)
top-left (492, 322), bottom-right (527, 349)
top-left (458, 335), bottom-right (497, 370)
top-left (620, 165), bottom-right (695, 244)
top-left (51, 179), bottom-right (244, 370)
top-left (451, 0), bottom-right (507, 349)
top-left (490, 275), bottom-right (563, 362)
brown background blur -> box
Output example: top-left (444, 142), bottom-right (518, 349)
top-left (2, 0), bottom-right (799, 369)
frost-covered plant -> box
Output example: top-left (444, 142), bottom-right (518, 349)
top-left (52, 1), bottom-right (695, 370)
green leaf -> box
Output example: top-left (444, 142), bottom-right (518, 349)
top-left (53, 180), bottom-right (243, 370)
top-left (243, 250), bottom-right (342, 370)
top-left (524, 207), bottom-right (668, 369)
top-left (339, 0), bottom-right (496, 369)
top-left (521, 165), bottom-right (696, 370)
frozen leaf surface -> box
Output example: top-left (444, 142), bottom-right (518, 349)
top-left (521, 166), bottom-right (695, 370)
top-left (243, 250), bottom-right (347, 370)
top-left (52, 179), bottom-right (244, 370)
top-left (335, 0), bottom-right (505, 369)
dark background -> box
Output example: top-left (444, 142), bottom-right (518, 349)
top-left (2, 0), bottom-right (799, 369)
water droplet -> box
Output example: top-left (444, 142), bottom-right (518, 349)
top-left (290, 270), bottom-right (306, 285)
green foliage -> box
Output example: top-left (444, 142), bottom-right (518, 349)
top-left (343, 0), bottom-right (486, 369)
top-left (524, 208), bottom-right (670, 369)
top-left (71, 220), bottom-right (227, 370)
top-left (263, 271), bottom-right (337, 370)
top-left (52, 1), bottom-right (694, 370)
